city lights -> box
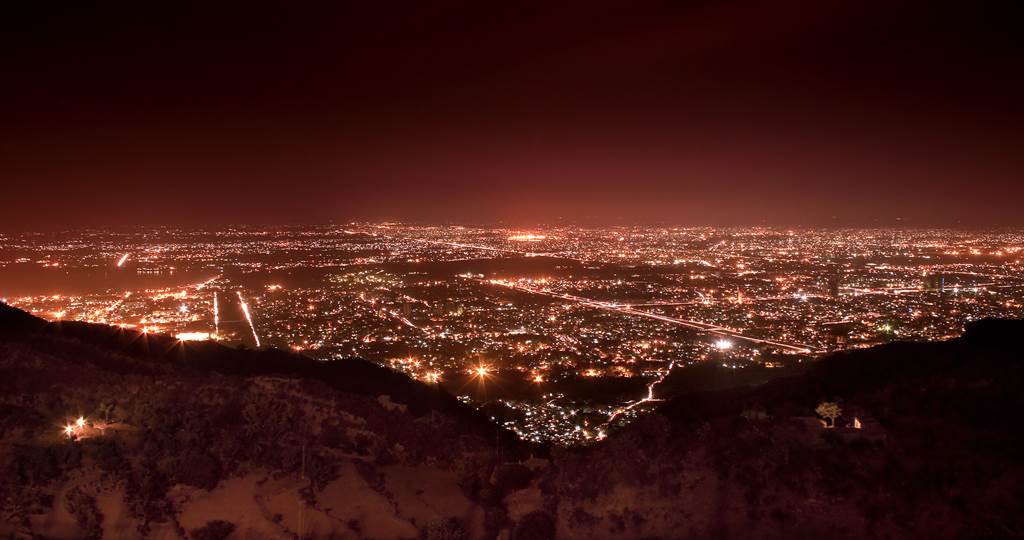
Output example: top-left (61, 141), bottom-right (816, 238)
top-left (236, 291), bottom-right (261, 348)
top-left (508, 233), bottom-right (547, 242)
top-left (176, 332), bottom-right (212, 341)
top-left (5, 3), bottom-right (1021, 535)
top-left (7, 224), bottom-right (1024, 445)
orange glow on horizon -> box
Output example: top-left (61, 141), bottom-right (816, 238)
top-left (508, 233), bottom-right (547, 242)
top-left (176, 331), bottom-right (212, 341)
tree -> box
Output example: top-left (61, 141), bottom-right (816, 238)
top-left (816, 402), bottom-right (842, 428)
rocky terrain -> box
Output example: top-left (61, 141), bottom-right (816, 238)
top-left (2, 302), bottom-right (1022, 539)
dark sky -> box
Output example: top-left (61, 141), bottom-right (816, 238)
top-left (2, 1), bottom-right (1021, 229)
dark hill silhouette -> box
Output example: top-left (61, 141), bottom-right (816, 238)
top-left (549, 318), bottom-right (1024, 539)
top-left (656, 318), bottom-right (1024, 429)
top-left (2, 301), bottom-right (1023, 539)
top-left (0, 302), bottom-right (535, 539)
top-left (0, 302), bottom-right (522, 445)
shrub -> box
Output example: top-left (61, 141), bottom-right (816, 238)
top-left (174, 451), bottom-right (222, 490)
top-left (513, 510), bottom-right (555, 540)
top-left (13, 444), bottom-right (65, 486)
top-left (190, 520), bottom-right (235, 540)
top-left (421, 518), bottom-right (467, 540)
top-left (125, 465), bottom-right (171, 523)
top-left (85, 437), bottom-right (124, 472)
top-left (494, 463), bottom-right (534, 492)
top-left (64, 486), bottom-right (103, 540)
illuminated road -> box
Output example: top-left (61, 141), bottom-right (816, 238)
top-left (357, 292), bottom-right (432, 335)
top-left (90, 292), bottom-right (131, 323)
top-left (385, 308), bottom-right (429, 333)
top-left (236, 291), bottom-right (261, 347)
top-left (476, 278), bottom-right (818, 353)
top-left (376, 286), bottom-right (432, 307)
top-left (622, 293), bottom-right (829, 307)
top-left (604, 359), bottom-right (676, 428)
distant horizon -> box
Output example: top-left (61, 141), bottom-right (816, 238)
top-left (4, 220), bottom-right (1024, 234)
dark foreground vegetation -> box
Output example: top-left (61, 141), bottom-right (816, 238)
top-left (1, 302), bottom-right (1022, 539)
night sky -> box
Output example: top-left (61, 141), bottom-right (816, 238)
top-left (2, 1), bottom-right (1021, 229)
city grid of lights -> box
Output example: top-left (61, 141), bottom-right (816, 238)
top-left (2, 225), bottom-right (1022, 444)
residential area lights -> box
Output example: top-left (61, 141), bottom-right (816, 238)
top-left (6, 225), bottom-right (1022, 445)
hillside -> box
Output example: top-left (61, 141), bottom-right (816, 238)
top-left (0, 303), bottom-right (531, 539)
top-left (545, 318), bottom-right (1024, 539)
top-left (2, 302), bottom-right (1023, 539)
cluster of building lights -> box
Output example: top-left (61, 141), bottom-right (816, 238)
top-left (4, 225), bottom-right (1021, 444)
top-left (63, 416), bottom-right (86, 438)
